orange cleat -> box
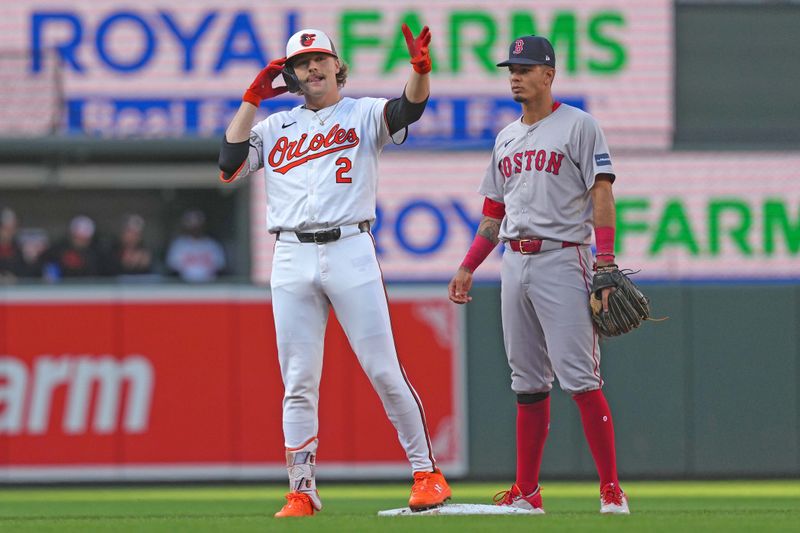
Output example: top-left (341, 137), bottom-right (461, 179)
top-left (274, 491), bottom-right (316, 517)
top-left (408, 468), bottom-right (452, 511)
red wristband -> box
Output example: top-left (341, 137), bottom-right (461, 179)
top-left (595, 226), bottom-right (615, 257)
top-left (460, 234), bottom-right (496, 273)
top-left (243, 90), bottom-right (261, 107)
top-left (482, 197), bottom-right (506, 219)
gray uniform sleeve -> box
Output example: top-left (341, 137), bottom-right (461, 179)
top-left (577, 115), bottom-right (615, 189)
top-left (477, 147), bottom-right (504, 201)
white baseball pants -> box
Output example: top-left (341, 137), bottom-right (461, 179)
top-left (270, 229), bottom-right (435, 472)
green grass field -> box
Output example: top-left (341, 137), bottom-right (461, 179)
top-left (1, 480), bottom-right (799, 532)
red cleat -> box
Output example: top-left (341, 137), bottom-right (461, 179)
top-left (600, 483), bottom-right (630, 514)
top-left (493, 484), bottom-right (545, 514)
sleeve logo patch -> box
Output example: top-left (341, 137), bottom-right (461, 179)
top-left (595, 153), bottom-right (612, 166)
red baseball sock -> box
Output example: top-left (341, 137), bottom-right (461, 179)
top-left (516, 396), bottom-right (550, 495)
top-left (573, 389), bottom-right (618, 487)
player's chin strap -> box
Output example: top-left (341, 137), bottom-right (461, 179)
top-left (286, 436), bottom-right (323, 510)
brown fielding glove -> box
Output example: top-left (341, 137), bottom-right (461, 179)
top-left (402, 23), bottom-right (432, 74)
top-left (590, 265), bottom-right (651, 337)
top-left (243, 57), bottom-right (288, 107)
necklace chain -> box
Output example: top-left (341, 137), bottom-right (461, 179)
top-left (311, 99), bottom-right (341, 126)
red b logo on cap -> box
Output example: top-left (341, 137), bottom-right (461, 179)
top-left (300, 33), bottom-right (316, 47)
top-left (513, 39), bottom-right (524, 55)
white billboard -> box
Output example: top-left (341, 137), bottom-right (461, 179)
top-left (0, 0), bottom-right (673, 149)
top-left (250, 150), bottom-right (800, 283)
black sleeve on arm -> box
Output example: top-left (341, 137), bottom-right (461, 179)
top-left (218, 135), bottom-right (249, 175)
top-left (384, 91), bottom-right (429, 135)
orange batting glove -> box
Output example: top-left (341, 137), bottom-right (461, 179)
top-left (402, 23), bottom-right (432, 75)
top-left (243, 57), bottom-right (288, 107)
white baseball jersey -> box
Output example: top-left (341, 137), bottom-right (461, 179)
top-left (479, 103), bottom-right (615, 244)
top-left (233, 97), bottom-right (403, 232)
top-left (226, 93), bottom-right (436, 472)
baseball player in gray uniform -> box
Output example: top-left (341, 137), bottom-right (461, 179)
top-left (218, 25), bottom-right (450, 517)
top-left (449, 35), bottom-right (629, 515)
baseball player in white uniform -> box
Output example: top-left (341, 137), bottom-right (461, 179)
top-left (218, 25), bottom-right (450, 517)
top-left (449, 35), bottom-right (629, 515)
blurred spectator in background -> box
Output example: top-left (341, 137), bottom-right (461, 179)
top-left (0, 207), bottom-right (26, 281)
top-left (41, 215), bottom-right (106, 281)
top-left (166, 209), bottom-right (226, 283)
top-left (17, 227), bottom-right (49, 277)
top-left (107, 214), bottom-right (156, 277)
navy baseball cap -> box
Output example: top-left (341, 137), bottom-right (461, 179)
top-left (497, 35), bottom-right (556, 68)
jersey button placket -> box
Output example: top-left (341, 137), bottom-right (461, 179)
top-left (315, 152), bottom-right (328, 290)
top-left (521, 176), bottom-right (528, 213)
top-left (306, 121), bottom-right (317, 222)
top-left (309, 171), bottom-right (316, 223)
top-left (305, 161), bottom-right (317, 223)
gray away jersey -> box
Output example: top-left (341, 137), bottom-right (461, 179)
top-left (479, 103), bottom-right (615, 244)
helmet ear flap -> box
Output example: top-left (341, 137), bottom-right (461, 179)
top-left (282, 63), bottom-right (300, 93)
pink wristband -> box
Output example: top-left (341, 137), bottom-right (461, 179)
top-left (460, 234), bottom-right (496, 273)
top-left (595, 226), bottom-right (615, 257)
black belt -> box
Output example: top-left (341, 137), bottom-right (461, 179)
top-left (280, 221), bottom-right (370, 244)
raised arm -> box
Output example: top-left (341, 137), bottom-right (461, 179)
top-left (225, 103), bottom-right (259, 144)
top-left (219, 58), bottom-right (287, 180)
top-left (402, 24), bottom-right (431, 103)
top-left (383, 24), bottom-right (433, 136)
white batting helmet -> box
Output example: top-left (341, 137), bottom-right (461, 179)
top-left (286, 29), bottom-right (338, 61)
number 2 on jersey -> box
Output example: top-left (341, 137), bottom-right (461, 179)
top-left (335, 157), bottom-right (352, 183)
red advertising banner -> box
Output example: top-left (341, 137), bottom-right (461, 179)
top-left (0, 286), bottom-right (465, 482)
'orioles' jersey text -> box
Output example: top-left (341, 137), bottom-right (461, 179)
top-left (234, 97), bottom-right (402, 233)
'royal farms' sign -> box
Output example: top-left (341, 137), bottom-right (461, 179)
top-left (2, 0), bottom-right (672, 148)
top-left (338, 9), bottom-right (626, 75)
top-left (617, 198), bottom-right (800, 258)
top-left (248, 151), bottom-right (800, 283)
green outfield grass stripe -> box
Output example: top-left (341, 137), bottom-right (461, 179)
top-left (1, 481), bottom-right (799, 503)
top-left (0, 482), bottom-right (799, 533)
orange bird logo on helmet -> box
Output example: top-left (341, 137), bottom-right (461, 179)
top-left (300, 33), bottom-right (316, 47)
